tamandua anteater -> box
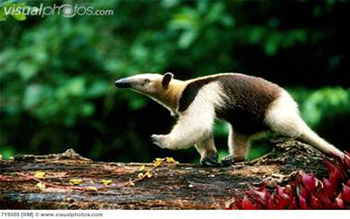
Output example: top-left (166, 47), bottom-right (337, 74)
top-left (115, 72), bottom-right (344, 167)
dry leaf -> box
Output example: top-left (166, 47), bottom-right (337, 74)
top-left (137, 173), bottom-right (144, 178)
top-left (36, 182), bottom-right (46, 190)
top-left (101, 179), bottom-right (113, 186)
top-left (146, 171), bottom-right (153, 178)
top-left (165, 157), bottom-right (179, 163)
top-left (153, 160), bottom-right (163, 167)
top-left (86, 186), bottom-right (98, 191)
top-left (70, 178), bottom-right (83, 185)
top-left (34, 171), bottom-right (45, 179)
top-left (139, 164), bottom-right (148, 172)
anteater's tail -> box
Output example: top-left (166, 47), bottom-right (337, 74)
top-left (297, 120), bottom-right (344, 158)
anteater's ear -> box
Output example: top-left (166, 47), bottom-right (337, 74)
top-left (162, 72), bottom-right (173, 89)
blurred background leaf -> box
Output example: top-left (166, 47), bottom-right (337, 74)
top-left (0, 0), bottom-right (349, 163)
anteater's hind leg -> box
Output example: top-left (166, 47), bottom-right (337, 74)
top-left (222, 124), bottom-right (250, 166)
top-left (195, 134), bottom-right (220, 167)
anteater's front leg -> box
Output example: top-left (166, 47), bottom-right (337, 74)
top-left (151, 117), bottom-right (212, 150)
top-left (195, 134), bottom-right (220, 167)
top-left (152, 101), bottom-right (215, 151)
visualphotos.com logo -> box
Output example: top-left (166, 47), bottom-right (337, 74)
top-left (3, 3), bottom-right (114, 18)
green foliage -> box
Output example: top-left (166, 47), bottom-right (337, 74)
top-left (290, 87), bottom-right (350, 128)
top-left (0, 0), bottom-right (348, 162)
top-left (0, 1), bottom-right (27, 21)
top-left (0, 147), bottom-right (15, 159)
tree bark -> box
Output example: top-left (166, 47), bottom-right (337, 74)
top-left (0, 139), bottom-right (329, 209)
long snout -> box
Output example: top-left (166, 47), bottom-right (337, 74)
top-left (115, 78), bottom-right (132, 88)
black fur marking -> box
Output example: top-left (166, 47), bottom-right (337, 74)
top-left (162, 73), bottom-right (173, 89)
top-left (178, 78), bottom-right (216, 112)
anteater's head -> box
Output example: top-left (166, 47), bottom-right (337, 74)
top-left (115, 72), bottom-right (173, 95)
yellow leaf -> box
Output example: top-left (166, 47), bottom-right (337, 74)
top-left (165, 157), bottom-right (179, 163)
top-left (153, 160), bottom-right (163, 167)
top-left (36, 182), bottom-right (46, 190)
top-left (0, 154), bottom-right (2, 160)
top-left (86, 186), bottom-right (98, 191)
top-left (165, 157), bottom-right (174, 162)
top-left (100, 179), bottom-right (113, 186)
top-left (34, 171), bottom-right (45, 179)
top-left (146, 171), bottom-right (153, 178)
top-left (155, 158), bottom-right (164, 161)
top-left (139, 164), bottom-right (145, 171)
top-left (139, 164), bottom-right (148, 172)
top-left (137, 173), bottom-right (144, 178)
top-left (70, 178), bottom-right (83, 185)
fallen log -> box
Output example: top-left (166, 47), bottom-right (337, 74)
top-left (0, 139), bottom-right (329, 209)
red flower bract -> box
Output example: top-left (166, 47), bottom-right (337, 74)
top-left (228, 151), bottom-right (350, 209)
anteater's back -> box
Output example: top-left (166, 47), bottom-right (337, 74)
top-left (179, 73), bottom-right (283, 135)
top-left (214, 74), bottom-right (282, 134)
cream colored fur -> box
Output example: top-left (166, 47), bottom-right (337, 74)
top-left (152, 82), bottom-right (224, 150)
top-left (149, 79), bottom-right (188, 116)
top-left (265, 90), bottom-right (344, 158)
top-left (194, 134), bottom-right (217, 161)
top-left (265, 90), bottom-right (301, 137)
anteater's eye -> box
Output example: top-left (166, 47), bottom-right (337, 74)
top-left (144, 79), bottom-right (151, 83)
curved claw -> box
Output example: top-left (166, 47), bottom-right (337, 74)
top-left (201, 158), bottom-right (221, 167)
top-left (200, 154), bottom-right (220, 167)
top-left (221, 155), bottom-right (245, 166)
